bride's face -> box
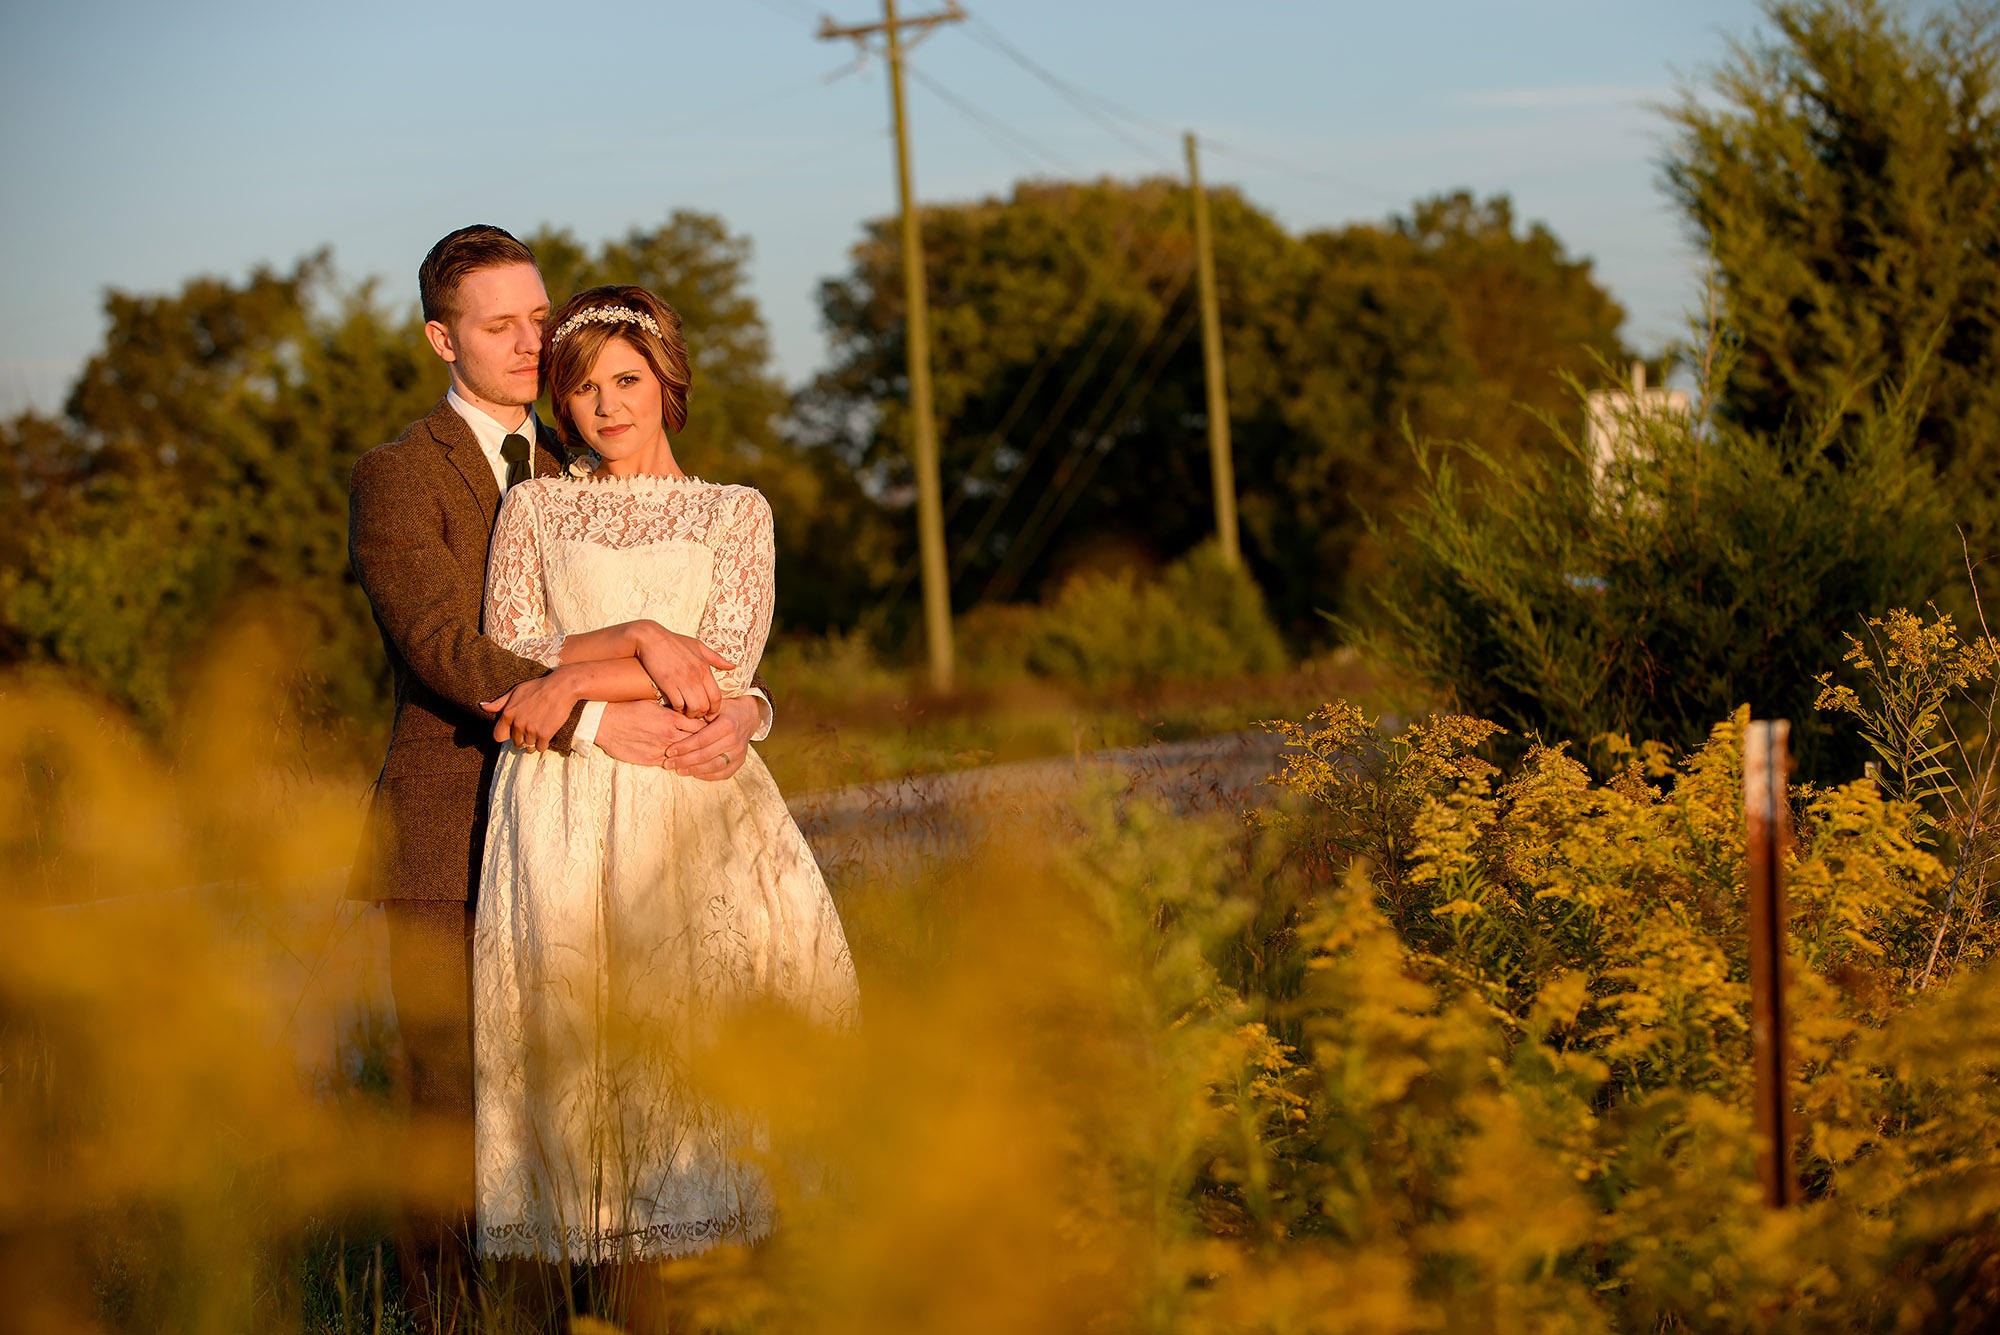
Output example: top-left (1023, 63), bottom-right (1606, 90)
top-left (566, 338), bottom-right (669, 459)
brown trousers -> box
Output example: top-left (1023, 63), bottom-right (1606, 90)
top-left (385, 900), bottom-right (478, 1331)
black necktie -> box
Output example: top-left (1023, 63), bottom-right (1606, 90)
top-left (500, 433), bottom-right (532, 489)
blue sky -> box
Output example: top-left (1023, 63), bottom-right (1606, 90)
top-left (0, 0), bottom-right (1771, 416)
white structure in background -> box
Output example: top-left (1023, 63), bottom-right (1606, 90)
top-left (1586, 361), bottom-right (1691, 498)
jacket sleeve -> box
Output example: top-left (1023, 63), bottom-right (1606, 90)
top-left (349, 446), bottom-right (562, 721)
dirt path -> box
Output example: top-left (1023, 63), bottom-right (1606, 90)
top-left (787, 729), bottom-right (1291, 883)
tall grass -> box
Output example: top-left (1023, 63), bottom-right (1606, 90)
top-left (7, 615), bottom-right (2000, 1332)
top-left (0, 622), bottom-right (415, 1332)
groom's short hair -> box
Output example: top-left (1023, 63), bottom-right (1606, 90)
top-left (419, 225), bottom-right (537, 325)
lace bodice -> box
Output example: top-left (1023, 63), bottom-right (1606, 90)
top-left (482, 475), bottom-right (774, 696)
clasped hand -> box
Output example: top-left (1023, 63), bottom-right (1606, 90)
top-left (628, 621), bottom-right (736, 719)
top-left (479, 622), bottom-right (736, 754)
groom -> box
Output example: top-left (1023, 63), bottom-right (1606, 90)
top-left (346, 224), bottom-right (771, 1326)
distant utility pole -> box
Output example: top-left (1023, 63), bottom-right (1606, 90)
top-left (821, 0), bottom-right (964, 693)
top-left (1185, 132), bottom-right (1240, 568)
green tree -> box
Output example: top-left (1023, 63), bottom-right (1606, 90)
top-left (0, 411), bottom-right (85, 659)
top-left (804, 179), bottom-right (1627, 636)
top-left (1665, 0), bottom-right (2000, 525)
top-left (1, 256), bottom-right (432, 733)
top-left (0, 212), bottom-right (842, 739)
top-left (1389, 192), bottom-right (1632, 461)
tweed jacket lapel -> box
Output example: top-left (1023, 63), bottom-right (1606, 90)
top-left (422, 397), bottom-right (503, 529)
top-left (422, 397), bottom-right (572, 529)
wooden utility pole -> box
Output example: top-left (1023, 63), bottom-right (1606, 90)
top-left (1743, 719), bottom-right (1799, 1209)
top-left (821, 0), bottom-right (962, 692)
top-left (1185, 131), bottom-right (1240, 567)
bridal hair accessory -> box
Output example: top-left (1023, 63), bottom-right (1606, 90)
top-left (550, 305), bottom-right (662, 346)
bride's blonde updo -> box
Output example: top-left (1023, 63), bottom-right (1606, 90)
top-left (541, 285), bottom-right (692, 446)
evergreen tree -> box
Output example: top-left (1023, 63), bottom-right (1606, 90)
top-left (1665, 0), bottom-right (2000, 525)
top-left (1367, 330), bottom-right (1947, 779)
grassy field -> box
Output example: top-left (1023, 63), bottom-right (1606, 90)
top-left (753, 637), bottom-right (1395, 793)
top-left (7, 616), bottom-right (2000, 1333)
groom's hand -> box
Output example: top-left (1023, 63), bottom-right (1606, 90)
top-left (593, 700), bottom-right (705, 768)
top-left (592, 699), bottom-right (756, 780)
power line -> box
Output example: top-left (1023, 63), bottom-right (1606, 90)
top-left (947, 304), bottom-right (1138, 578)
top-left (871, 245), bottom-right (1187, 613)
top-left (994, 302), bottom-right (1203, 596)
top-left (960, 13), bottom-right (1179, 167)
top-left (947, 247), bottom-right (1196, 587)
top-left (942, 279), bottom-right (1108, 520)
top-left (904, 62), bottom-right (1075, 172)
top-left (964, 11), bottom-right (1402, 210)
top-left (982, 289), bottom-right (1198, 600)
top-left (873, 297), bottom-right (1129, 612)
top-left (1197, 136), bottom-right (1403, 209)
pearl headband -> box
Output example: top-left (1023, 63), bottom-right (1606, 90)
top-left (549, 305), bottom-right (662, 346)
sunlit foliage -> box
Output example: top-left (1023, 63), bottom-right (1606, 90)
top-left (9, 615), bottom-right (2000, 1331)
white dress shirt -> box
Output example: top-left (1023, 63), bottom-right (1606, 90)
top-left (446, 385), bottom-right (533, 494)
top-left (446, 387), bottom-right (773, 754)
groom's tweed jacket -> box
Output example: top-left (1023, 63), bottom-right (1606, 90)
top-left (346, 397), bottom-right (579, 904)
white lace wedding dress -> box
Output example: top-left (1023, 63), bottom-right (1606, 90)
top-left (471, 473), bottom-right (858, 1263)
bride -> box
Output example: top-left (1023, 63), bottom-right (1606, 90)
top-left (469, 284), bottom-right (858, 1269)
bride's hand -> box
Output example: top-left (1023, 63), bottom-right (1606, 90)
top-left (480, 673), bottom-right (575, 751)
top-left (628, 622), bottom-right (735, 719)
top-left (664, 697), bottom-right (759, 779)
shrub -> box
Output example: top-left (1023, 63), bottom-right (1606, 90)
top-left (1364, 333), bottom-right (1947, 780)
top-left (958, 541), bottom-right (1289, 691)
top-left (1232, 697), bottom-right (2000, 1327)
top-left (753, 627), bottom-right (908, 708)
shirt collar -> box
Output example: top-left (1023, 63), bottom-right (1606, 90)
top-left (445, 385), bottom-right (538, 462)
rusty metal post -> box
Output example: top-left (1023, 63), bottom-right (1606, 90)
top-left (1743, 719), bottom-right (1799, 1208)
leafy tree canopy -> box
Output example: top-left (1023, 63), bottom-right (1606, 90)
top-left (0, 213), bottom-right (841, 742)
top-left (802, 179), bottom-right (1627, 637)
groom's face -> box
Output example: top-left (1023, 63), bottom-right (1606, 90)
top-left (424, 262), bottom-right (550, 410)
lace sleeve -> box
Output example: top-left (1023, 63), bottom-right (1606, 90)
top-left (483, 483), bottom-right (566, 668)
top-left (697, 488), bottom-right (775, 699)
